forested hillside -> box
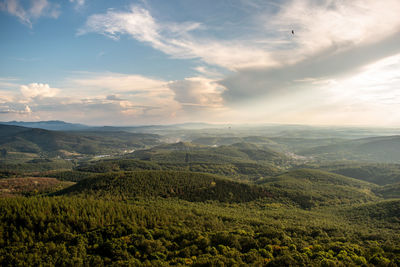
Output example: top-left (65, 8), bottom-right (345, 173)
top-left (299, 135), bottom-right (400, 162)
top-left (0, 124), bottom-right (161, 157)
top-left (58, 171), bottom-right (271, 203)
top-left (1, 196), bottom-right (398, 266)
top-left (1, 123), bottom-right (399, 266)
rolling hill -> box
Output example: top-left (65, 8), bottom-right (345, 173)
top-left (373, 183), bottom-right (400, 199)
top-left (1, 120), bottom-right (90, 131)
top-left (318, 162), bottom-right (400, 185)
top-left (299, 135), bottom-right (400, 162)
top-left (0, 177), bottom-right (74, 197)
top-left (129, 141), bottom-right (288, 165)
top-left (74, 158), bottom-right (279, 182)
top-left (58, 171), bottom-right (272, 202)
top-left (0, 124), bottom-right (161, 157)
top-left (345, 199), bottom-right (400, 223)
top-left (258, 169), bottom-right (379, 208)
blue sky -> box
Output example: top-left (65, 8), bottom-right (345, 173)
top-left (1, 0), bottom-right (400, 126)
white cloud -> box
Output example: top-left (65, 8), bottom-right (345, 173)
top-left (71, 72), bottom-right (167, 93)
top-left (0, 90), bottom-right (14, 103)
top-left (3, 73), bottom-right (226, 125)
top-left (223, 52), bottom-right (400, 126)
top-left (264, 0), bottom-right (400, 63)
top-left (0, 0), bottom-right (59, 27)
top-left (78, 6), bottom-right (168, 43)
top-left (79, 1), bottom-right (400, 71)
top-left (64, 73), bottom-right (190, 123)
top-left (0, 77), bottom-right (20, 89)
top-left (0, 0), bottom-right (29, 25)
top-left (78, 5), bottom-right (276, 70)
top-left (194, 66), bottom-right (222, 78)
top-left (168, 77), bottom-right (225, 108)
top-left (324, 53), bottom-right (400, 109)
top-left (0, 104), bottom-right (32, 115)
top-left (69, 72), bottom-right (227, 115)
top-left (24, 105), bottom-right (31, 113)
top-left (20, 83), bottom-right (59, 98)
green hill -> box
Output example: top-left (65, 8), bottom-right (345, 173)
top-left (151, 141), bottom-right (203, 150)
top-left (373, 183), bottom-right (400, 199)
top-left (74, 159), bottom-right (279, 182)
top-left (258, 169), bottom-right (379, 208)
top-left (345, 199), bottom-right (400, 223)
top-left (319, 162), bottom-right (400, 185)
top-left (0, 124), bottom-right (160, 157)
top-left (299, 135), bottom-right (400, 162)
top-left (0, 124), bottom-right (29, 138)
top-left (58, 171), bottom-right (271, 203)
top-left (228, 142), bottom-right (286, 162)
top-left (2, 120), bottom-right (90, 131)
top-left (130, 142), bottom-right (287, 165)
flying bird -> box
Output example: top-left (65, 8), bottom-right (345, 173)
top-left (292, 30), bottom-right (294, 35)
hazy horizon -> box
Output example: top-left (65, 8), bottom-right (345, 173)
top-left (3, 119), bottom-right (400, 131)
top-left (1, 0), bottom-right (400, 126)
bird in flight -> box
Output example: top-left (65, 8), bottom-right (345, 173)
top-left (292, 30), bottom-right (294, 35)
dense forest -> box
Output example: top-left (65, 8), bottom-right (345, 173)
top-left (0, 123), bottom-right (399, 266)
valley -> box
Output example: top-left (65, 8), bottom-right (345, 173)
top-left (0, 122), bottom-right (399, 266)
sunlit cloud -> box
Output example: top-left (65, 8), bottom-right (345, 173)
top-left (0, 72), bottom-right (228, 125)
top-left (265, 0), bottom-right (400, 62)
top-left (77, 0), bottom-right (400, 120)
top-left (2, 1), bottom-right (400, 126)
top-left (223, 53), bottom-right (400, 126)
top-left (79, 0), bottom-right (400, 72)
top-left (168, 77), bottom-right (225, 108)
top-left (20, 83), bottom-right (59, 99)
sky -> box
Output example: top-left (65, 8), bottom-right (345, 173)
top-left (1, 0), bottom-right (400, 126)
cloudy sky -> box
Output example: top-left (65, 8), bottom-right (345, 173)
top-left (1, 0), bottom-right (400, 126)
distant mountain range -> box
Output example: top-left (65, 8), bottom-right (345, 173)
top-left (0, 120), bottom-right (224, 133)
top-left (1, 120), bottom-right (90, 131)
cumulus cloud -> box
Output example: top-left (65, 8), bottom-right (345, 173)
top-left (168, 77), bottom-right (225, 108)
top-left (62, 73), bottom-right (191, 124)
top-left (0, 0), bottom-right (60, 27)
top-left (70, 72), bottom-right (227, 109)
top-left (75, 0), bottom-right (400, 124)
top-left (57, 73), bottom-right (228, 124)
top-left (0, 104), bottom-right (32, 115)
top-left (20, 83), bottom-right (59, 98)
top-left (2, 73), bottom-right (227, 124)
top-left (3, 1), bottom-right (400, 125)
